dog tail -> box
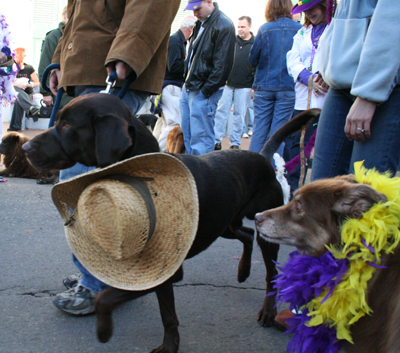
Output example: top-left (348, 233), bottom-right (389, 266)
top-left (260, 108), bottom-right (321, 162)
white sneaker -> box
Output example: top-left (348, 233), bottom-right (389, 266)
top-left (248, 130), bottom-right (253, 136)
top-left (242, 133), bottom-right (249, 138)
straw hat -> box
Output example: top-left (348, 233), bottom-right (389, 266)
top-left (52, 153), bottom-right (199, 291)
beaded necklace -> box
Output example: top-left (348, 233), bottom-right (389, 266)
top-left (308, 24), bottom-right (327, 72)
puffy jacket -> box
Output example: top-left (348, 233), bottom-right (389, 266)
top-left (52, 0), bottom-right (180, 95)
top-left (184, 2), bottom-right (235, 98)
top-left (319, 0), bottom-right (400, 103)
top-left (249, 17), bottom-right (301, 91)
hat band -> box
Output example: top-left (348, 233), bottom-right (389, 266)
top-left (106, 174), bottom-right (157, 244)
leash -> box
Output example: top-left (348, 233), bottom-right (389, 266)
top-left (41, 64), bottom-right (136, 128)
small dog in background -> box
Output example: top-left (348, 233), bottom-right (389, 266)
top-left (0, 131), bottom-right (58, 183)
top-left (166, 126), bottom-right (185, 154)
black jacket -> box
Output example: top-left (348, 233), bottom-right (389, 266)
top-left (164, 29), bottom-right (186, 86)
top-left (227, 34), bottom-right (255, 88)
top-left (184, 2), bottom-right (235, 98)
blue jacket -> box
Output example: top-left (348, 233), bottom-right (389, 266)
top-left (319, 0), bottom-right (400, 103)
top-left (249, 17), bottom-right (301, 91)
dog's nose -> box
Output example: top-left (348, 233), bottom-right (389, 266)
top-left (255, 213), bottom-right (264, 226)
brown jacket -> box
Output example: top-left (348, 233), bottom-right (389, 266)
top-left (52, 0), bottom-right (180, 95)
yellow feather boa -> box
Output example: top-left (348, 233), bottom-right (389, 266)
top-left (305, 161), bottom-right (400, 343)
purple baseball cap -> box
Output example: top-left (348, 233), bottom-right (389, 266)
top-left (291, 0), bottom-right (325, 14)
top-left (184, 0), bottom-right (203, 11)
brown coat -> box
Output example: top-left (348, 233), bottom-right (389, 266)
top-left (52, 0), bottom-right (180, 95)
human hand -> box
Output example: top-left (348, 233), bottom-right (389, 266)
top-left (106, 60), bottom-right (132, 80)
top-left (0, 52), bottom-right (6, 64)
top-left (312, 73), bottom-right (328, 97)
top-left (49, 69), bottom-right (61, 96)
top-left (344, 97), bottom-right (376, 142)
top-left (250, 89), bottom-right (254, 99)
top-left (42, 95), bottom-right (53, 106)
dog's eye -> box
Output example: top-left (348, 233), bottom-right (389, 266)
top-left (63, 123), bottom-right (70, 128)
top-left (295, 202), bottom-right (302, 213)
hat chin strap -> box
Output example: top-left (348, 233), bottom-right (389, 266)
top-left (106, 174), bottom-right (157, 243)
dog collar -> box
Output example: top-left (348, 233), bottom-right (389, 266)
top-left (273, 161), bottom-right (400, 353)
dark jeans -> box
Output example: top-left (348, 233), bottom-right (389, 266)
top-left (311, 86), bottom-right (400, 181)
top-left (9, 87), bottom-right (34, 130)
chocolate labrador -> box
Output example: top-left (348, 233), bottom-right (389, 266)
top-left (23, 93), bottom-right (319, 353)
top-left (255, 176), bottom-right (400, 353)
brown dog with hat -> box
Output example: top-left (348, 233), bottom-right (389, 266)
top-left (52, 153), bottom-right (199, 291)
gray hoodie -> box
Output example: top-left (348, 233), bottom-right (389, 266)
top-left (319, 0), bottom-right (400, 103)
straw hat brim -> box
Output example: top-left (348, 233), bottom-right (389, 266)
top-left (52, 153), bottom-right (199, 291)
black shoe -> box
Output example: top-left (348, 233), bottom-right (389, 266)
top-left (7, 127), bottom-right (20, 132)
top-left (214, 143), bottom-right (222, 151)
top-left (28, 107), bottom-right (41, 121)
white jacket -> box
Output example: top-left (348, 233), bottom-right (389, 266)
top-left (287, 25), bottom-right (328, 110)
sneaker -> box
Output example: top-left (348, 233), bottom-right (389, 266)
top-left (242, 133), bottom-right (249, 138)
top-left (248, 130), bottom-right (253, 136)
top-left (53, 285), bottom-right (96, 315)
top-left (230, 145), bottom-right (240, 150)
top-left (214, 143), bottom-right (222, 151)
top-left (63, 272), bottom-right (82, 289)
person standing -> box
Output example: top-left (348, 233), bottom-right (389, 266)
top-left (311, 0), bottom-right (400, 180)
top-left (248, 0), bottom-right (301, 158)
top-left (157, 16), bottom-right (196, 151)
top-left (38, 6), bottom-right (72, 109)
top-left (284, 0), bottom-right (333, 195)
top-left (214, 16), bottom-right (255, 150)
top-left (49, 0), bottom-right (180, 316)
top-left (180, 0), bottom-right (235, 155)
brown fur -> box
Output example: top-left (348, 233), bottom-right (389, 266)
top-left (0, 132), bottom-right (57, 180)
top-left (166, 126), bottom-right (185, 154)
top-left (255, 176), bottom-right (400, 353)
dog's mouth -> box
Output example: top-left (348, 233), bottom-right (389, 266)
top-left (258, 230), bottom-right (296, 247)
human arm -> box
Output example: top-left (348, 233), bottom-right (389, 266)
top-left (105, 0), bottom-right (180, 81)
top-left (166, 33), bottom-right (185, 78)
top-left (29, 71), bottom-right (40, 88)
top-left (201, 24), bottom-right (236, 97)
top-left (248, 29), bottom-right (262, 67)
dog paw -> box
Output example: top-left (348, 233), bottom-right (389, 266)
top-left (257, 299), bottom-right (277, 327)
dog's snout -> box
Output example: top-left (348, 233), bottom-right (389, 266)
top-left (255, 213), bottom-right (264, 226)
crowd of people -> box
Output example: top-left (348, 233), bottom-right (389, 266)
top-left (1, 0), bottom-right (399, 322)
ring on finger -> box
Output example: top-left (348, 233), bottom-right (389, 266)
top-left (356, 127), bottom-right (365, 133)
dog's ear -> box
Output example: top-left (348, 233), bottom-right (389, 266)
top-left (93, 114), bottom-right (132, 168)
top-left (332, 183), bottom-right (388, 220)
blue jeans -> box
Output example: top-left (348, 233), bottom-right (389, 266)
top-left (249, 90), bottom-right (295, 158)
top-left (311, 86), bottom-right (400, 181)
top-left (180, 86), bottom-right (223, 155)
top-left (214, 86), bottom-right (252, 146)
top-left (60, 85), bottom-right (149, 293)
top-left (245, 98), bottom-right (254, 132)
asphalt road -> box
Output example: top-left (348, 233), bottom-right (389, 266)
top-left (0, 175), bottom-right (294, 353)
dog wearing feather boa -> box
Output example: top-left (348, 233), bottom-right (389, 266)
top-left (255, 162), bottom-right (400, 353)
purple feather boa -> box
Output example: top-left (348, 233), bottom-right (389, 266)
top-left (274, 251), bottom-right (348, 353)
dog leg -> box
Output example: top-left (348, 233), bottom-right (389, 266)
top-left (95, 287), bottom-right (154, 343)
top-left (151, 281), bottom-right (180, 353)
top-left (257, 233), bottom-right (279, 327)
top-left (236, 227), bottom-right (254, 283)
top-left (221, 226), bottom-right (254, 283)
